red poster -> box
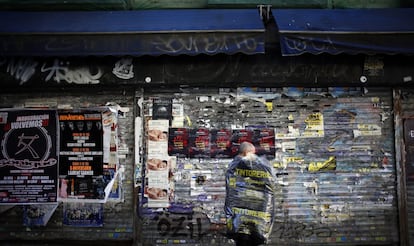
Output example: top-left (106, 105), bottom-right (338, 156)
top-left (189, 128), bottom-right (210, 158)
top-left (210, 128), bottom-right (232, 158)
top-left (168, 128), bottom-right (189, 157)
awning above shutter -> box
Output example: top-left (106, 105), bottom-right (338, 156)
top-left (0, 9), bottom-right (265, 56)
top-left (273, 8), bottom-right (414, 56)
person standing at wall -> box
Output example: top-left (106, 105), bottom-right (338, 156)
top-left (225, 141), bottom-right (276, 246)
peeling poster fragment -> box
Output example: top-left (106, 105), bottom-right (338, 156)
top-left (308, 156), bottom-right (336, 172)
top-left (353, 124), bottom-right (381, 138)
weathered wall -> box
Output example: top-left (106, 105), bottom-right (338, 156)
top-left (139, 86), bottom-right (399, 245)
top-left (1, 55), bottom-right (413, 89)
top-left (0, 54), bottom-right (405, 245)
top-left (0, 85), bottom-right (401, 245)
top-left (395, 88), bottom-right (414, 246)
top-left (0, 88), bottom-right (135, 244)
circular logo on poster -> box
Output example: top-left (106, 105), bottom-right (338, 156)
top-left (1, 127), bottom-right (54, 169)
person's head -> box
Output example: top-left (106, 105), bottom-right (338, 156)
top-left (239, 142), bottom-right (256, 157)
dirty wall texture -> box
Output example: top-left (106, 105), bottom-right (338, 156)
top-left (396, 88), bottom-right (414, 246)
top-left (2, 55), bottom-right (413, 89)
top-left (0, 86), bottom-right (400, 245)
top-left (0, 89), bottom-right (135, 244)
top-left (139, 87), bottom-right (399, 245)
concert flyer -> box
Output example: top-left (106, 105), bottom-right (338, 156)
top-left (0, 109), bottom-right (58, 204)
top-left (210, 128), bottom-right (232, 158)
top-left (188, 128), bottom-right (210, 158)
top-left (58, 111), bottom-right (104, 199)
top-left (168, 128), bottom-right (189, 157)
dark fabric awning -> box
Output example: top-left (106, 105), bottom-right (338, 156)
top-left (273, 8), bottom-right (414, 56)
top-left (0, 9), bottom-right (265, 56)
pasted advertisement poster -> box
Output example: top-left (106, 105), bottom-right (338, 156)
top-left (58, 111), bottom-right (104, 200)
top-left (168, 127), bottom-right (189, 157)
top-left (145, 120), bottom-right (174, 208)
top-left (23, 203), bottom-right (58, 226)
top-left (152, 98), bottom-right (172, 120)
top-left (303, 112), bottom-right (324, 138)
top-left (210, 128), bottom-right (232, 158)
top-left (0, 110), bottom-right (58, 204)
top-left (275, 112), bottom-right (324, 139)
top-left (63, 202), bottom-right (103, 227)
top-left (252, 128), bottom-right (275, 158)
top-left (144, 155), bottom-right (176, 208)
top-left (189, 128), bottom-right (210, 158)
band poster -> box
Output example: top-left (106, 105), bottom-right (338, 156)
top-left (0, 109), bottom-right (58, 204)
top-left (210, 128), bottom-right (232, 158)
top-left (189, 128), bottom-right (210, 158)
top-left (58, 111), bottom-right (104, 200)
top-left (145, 120), bottom-right (174, 208)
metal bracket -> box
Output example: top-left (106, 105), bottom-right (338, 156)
top-left (258, 4), bottom-right (272, 22)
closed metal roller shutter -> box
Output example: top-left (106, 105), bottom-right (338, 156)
top-left (398, 89), bottom-right (414, 246)
top-left (140, 87), bottom-right (398, 245)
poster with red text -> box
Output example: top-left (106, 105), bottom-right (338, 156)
top-left (188, 128), bottom-right (210, 158)
top-left (168, 128), bottom-right (189, 157)
top-left (210, 128), bottom-right (232, 158)
top-left (0, 109), bottom-right (58, 204)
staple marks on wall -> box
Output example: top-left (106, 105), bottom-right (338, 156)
top-left (141, 87), bottom-right (398, 245)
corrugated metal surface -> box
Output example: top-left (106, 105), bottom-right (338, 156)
top-left (0, 86), bottom-right (399, 245)
top-left (0, 89), bottom-right (135, 243)
top-left (404, 117), bottom-right (414, 245)
top-left (398, 88), bottom-right (414, 246)
top-left (140, 87), bottom-right (398, 245)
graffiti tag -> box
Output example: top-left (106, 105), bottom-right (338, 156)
top-left (5, 58), bottom-right (38, 85)
top-left (41, 59), bottom-right (102, 84)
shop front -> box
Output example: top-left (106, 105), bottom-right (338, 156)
top-left (0, 7), bottom-right (414, 246)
